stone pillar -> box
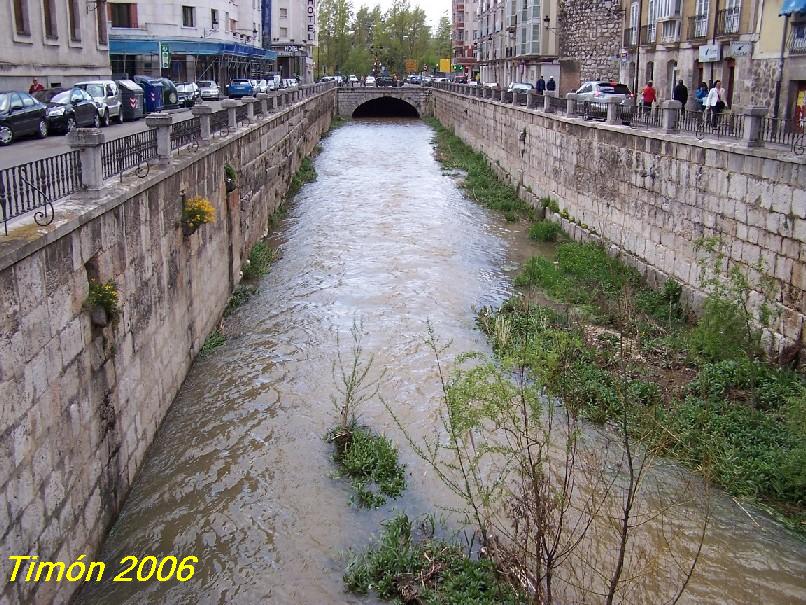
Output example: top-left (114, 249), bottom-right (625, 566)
top-left (499, 89), bottom-right (507, 102)
top-left (144, 113), bottom-right (173, 165)
top-left (191, 104), bottom-right (213, 146)
top-left (742, 107), bottom-right (767, 148)
top-left (512, 91), bottom-right (520, 106)
top-left (67, 128), bottom-right (105, 190)
top-left (566, 93), bottom-right (577, 116)
top-left (607, 98), bottom-right (621, 125)
top-left (256, 92), bottom-right (269, 116)
top-left (221, 99), bottom-right (240, 129)
top-left (661, 99), bottom-right (682, 133)
top-left (544, 93), bottom-right (554, 114)
top-left (269, 93), bottom-right (279, 112)
top-left (527, 91), bottom-right (539, 109)
top-left (242, 96), bottom-right (257, 122)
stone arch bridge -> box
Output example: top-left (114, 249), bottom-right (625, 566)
top-left (337, 87), bottom-right (433, 118)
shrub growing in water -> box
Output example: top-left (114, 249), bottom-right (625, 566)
top-left (528, 220), bottom-right (564, 242)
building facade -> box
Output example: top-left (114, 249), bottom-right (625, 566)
top-left (619, 0), bottom-right (759, 109)
top-left (475, 0), bottom-right (561, 87)
top-left (452, 0), bottom-right (479, 77)
top-left (107, 0), bottom-right (276, 85)
top-left (267, 0), bottom-right (316, 83)
top-left (1, 0), bottom-right (112, 90)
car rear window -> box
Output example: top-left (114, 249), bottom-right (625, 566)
top-left (599, 83), bottom-right (631, 94)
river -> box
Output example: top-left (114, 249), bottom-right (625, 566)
top-left (75, 118), bottom-right (806, 605)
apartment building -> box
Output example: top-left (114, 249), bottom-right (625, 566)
top-left (107, 0), bottom-right (275, 84)
top-left (1, 0), bottom-right (112, 90)
top-left (267, 0), bottom-right (316, 82)
top-left (452, 0), bottom-right (479, 77)
top-left (475, 0), bottom-right (560, 86)
top-left (620, 0), bottom-right (758, 108)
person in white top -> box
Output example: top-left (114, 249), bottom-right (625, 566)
top-left (704, 80), bottom-right (726, 127)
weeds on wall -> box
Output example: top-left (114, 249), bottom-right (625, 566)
top-left (182, 196), bottom-right (216, 233)
top-left (86, 280), bottom-right (120, 324)
top-left (243, 242), bottom-right (278, 281)
top-left (200, 329), bottom-right (226, 357)
top-left (287, 157), bottom-right (317, 200)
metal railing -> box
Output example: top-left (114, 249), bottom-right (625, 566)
top-left (580, 101), bottom-right (608, 121)
top-left (170, 117), bottom-right (201, 150)
top-left (0, 151), bottom-right (82, 234)
top-left (623, 27), bottom-right (638, 48)
top-left (688, 15), bottom-right (708, 40)
top-left (716, 7), bottom-right (740, 36)
top-left (633, 106), bottom-right (663, 128)
top-left (236, 105), bottom-right (248, 123)
top-left (760, 116), bottom-right (803, 146)
top-left (788, 24), bottom-right (806, 54)
top-left (102, 129), bottom-right (158, 179)
top-left (640, 24), bottom-right (656, 45)
top-left (547, 94), bottom-right (566, 112)
top-left (210, 109), bottom-right (229, 134)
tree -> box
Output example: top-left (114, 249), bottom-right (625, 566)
top-left (433, 12), bottom-right (451, 60)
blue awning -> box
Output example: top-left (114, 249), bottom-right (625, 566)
top-left (109, 37), bottom-right (277, 60)
top-left (781, 0), bottom-right (806, 15)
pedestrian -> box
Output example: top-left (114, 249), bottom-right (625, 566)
top-left (28, 78), bottom-right (44, 94)
top-left (705, 79), bottom-right (726, 127)
top-left (642, 81), bottom-right (656, 110)
top-left (536, 75), bottom-right (546, 95)
top-left (695, 82), bottom-right (708, 111)
top-left (546, 76), bottom-right (556, 94)
top-left (673, 79), bottom-right (688, 107)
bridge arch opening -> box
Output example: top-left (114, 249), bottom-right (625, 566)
top-left (352, 96), bottom-right (419, 118)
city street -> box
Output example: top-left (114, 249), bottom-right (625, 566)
top-left (0, 101), bottom-right (224, 169)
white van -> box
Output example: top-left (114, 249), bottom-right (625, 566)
top-left (75, 80), bottom-right (122, 126)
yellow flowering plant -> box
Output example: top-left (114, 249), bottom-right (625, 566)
top-left (182, 196), bottom-right (216, 232)
top-left (86, 280), bottom-right (119, 321)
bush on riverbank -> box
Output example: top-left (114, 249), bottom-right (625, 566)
top-left (492, 239), bottom-right (806, 532)
top-left (528, 220), bottom-right (564, 242)
top-left (344, 514), bottom-right (528, 604)
top-left (243, 242), bottom-right (278, 281)
top-left (426, 118), bottom-right (534, 221)
top-left (287, 157), bottom-right (317, 199)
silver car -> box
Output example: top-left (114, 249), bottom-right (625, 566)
top-left (507, 82), bottom-right (535, 93)
top-left (575, 81), bottom-right (633, 104)
top-left (75, 80), bottom-right (122, 126)
top-left (197, 80), bottom-right (220, 101)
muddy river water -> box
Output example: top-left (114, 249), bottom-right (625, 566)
top-left (76, 119), bottom-right (806, 605)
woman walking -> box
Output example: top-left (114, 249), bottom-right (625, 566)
top-left (705, 80), bottom-right (726, 127)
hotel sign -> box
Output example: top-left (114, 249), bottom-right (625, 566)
top-left (307, 0), bottom-right (316, 42)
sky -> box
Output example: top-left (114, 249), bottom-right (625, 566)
top-left (355, 0), bottom-right (451, 27)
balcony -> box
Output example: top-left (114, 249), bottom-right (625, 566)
top-left (789, 23), bottom-right (806, 54)
top-left (658, 19), bottom-right (681, 44)
top-left (640, 24), bottom-right (656, 45)
top-left (687, 15), bottom-right (708, 41)
top-left (623, 27), bottom-right (638, 48)
top-left (716, 7), bottom-right (740, 36)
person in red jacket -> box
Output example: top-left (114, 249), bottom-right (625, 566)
top-left (642, 81), bottom-right (656, 110)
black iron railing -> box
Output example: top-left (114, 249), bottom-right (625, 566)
top-left (624, 27), bottom-right (638, 48)
top-left (211, 109), bottom-right (229, 134)
top-left (716, 7), bottom-right (741, 36)
top-left (760, 116), bottom-right (803, 146)
top-left (633, 106), bottom-right (663, 128)
top-left (788, 23), bottom-right (806, 54)
top-left (547, 94), bottom-right (566, 113)
top-left (102, 129), bottom-right (157, 179)
top-left (688, 15), bottom-right (708, 40)
top-left (170, 117), bottom-right (201, 150)
top-left (0, 151), bottom-right (82, 234)
top-left (580, 101), bottom-right (608, 121)
top-left (640, 24), bottom-right (656, 45)
top-left (236, 105), bottom-right (248, 123)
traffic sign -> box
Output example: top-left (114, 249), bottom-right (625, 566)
top-left (405, 59), bottom-right (417, 74)
top-left (160, 43), bottom-right (170, 69)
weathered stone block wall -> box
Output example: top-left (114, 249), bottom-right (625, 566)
top-left (434, 89), bottom-right (806, 356)
top-left (0, 90), bottom-right (335, 605)
top-left (336, 89), bottom-right (433, 117)
top-left (558, 0), bottom-right (622, 87)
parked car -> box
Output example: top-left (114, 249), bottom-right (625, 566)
top-left (421, 75), bottom-right (433, 87)
top-left (197, 80), bottom-right (221, 101)
top-left (227, 79), bottom-right (254, 98)
top-left (507, 82), bottom-right (535, 93)
top-left (575, 81), bottom-right (633, 104)
top-left (32, 87), bottom-right (99, 133)
top-left (408, 75), bottom-right (422, 85)
top-left (255, 79), bottom-right (270, 94)
top-left (281, 78), bottom-right (298, 89)
top-left (156, 78), bottom-right (179, 108)
top-left (320, 75), bottom-right (336, 83)
top-left (376, 73), bottom-right (395, 87)
top-left (0, 91), bottom-right (48, 145)
top-left (364, 76), bottom-right (376, 87)
top-left (348, 74), bottom-right (359, 85)
top-left (74, 80), bottom-right (122, 125)
top-left (175, 83), bottom-right (199, 108)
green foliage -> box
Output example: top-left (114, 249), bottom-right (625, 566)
top-left (287, 157), bottom-right (317, 199)
top-left (540, 196), bottom-right (560, 214)
top-left (224, 163), bottom-right (237, 182)
top-left (224, 283), bottom-right (257, 317)
top-left (528, 220), bottom-right (564, 242)
top-left (86, 280), bottom-right (119, 321)
top-left (243, 242), bottom-right (277, 281)
top-left (427, 118), bottom-right (535, 220)
top-left (268, 205), bottom-right (288, 231)
top-left (329, 424), bottom-right (406, 508)
top-left (344, 514), bottom-right (528, 604)
top-left (689, 296), bottom-right (759, 362)
top-left (200, 330), bottom-right (226, 356)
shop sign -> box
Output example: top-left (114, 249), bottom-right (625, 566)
top-left (307, 0), bottom-right (316, 42)
top-left (699, 44), bottom-right (721, 63)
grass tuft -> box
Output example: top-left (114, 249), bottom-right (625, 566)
top-left (528, 219), bottom-right (564, 242)
top-left (287, 157), bottom-right (317, 199)
top-left (243, 242), bottom-right (278, 281)
top-left (200, 330), bottom-right (226, 357)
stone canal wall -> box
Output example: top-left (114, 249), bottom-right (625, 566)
top-left (0, 89), bottom-right (335, 604)
top-left (433, 89), bottom-right (806, 357)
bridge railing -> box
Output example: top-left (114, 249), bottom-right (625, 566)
top-left (2, 81), bottom-right (337, 234)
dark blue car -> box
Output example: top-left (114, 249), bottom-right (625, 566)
top-left (227, 79), bottom-right (254, 99)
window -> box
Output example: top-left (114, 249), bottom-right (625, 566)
top-left (280, 26), bottom-right (287, 37)
top-left (13, 0), bottom-right (30, 35)
top-left (279, 7), bottom-right (287, 17)
top-left (97, 1), bottom-right (107, 43)
top-left (43, 0), bottom-right (57, 38)
top-left (21, 93), bottom-right (35, 107)
top-left (182, 5), bottom-right (195, 27)
top-left (109, 2), bottom-right (136, 28)
top-left (211, 8), bottom-right (218, 28)
top-left (68, 0), bottom-right (81, 41)
top-left (10, 93), bottom-right (23, 110)
top-left (224, 11), bottom-right (229, 31)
